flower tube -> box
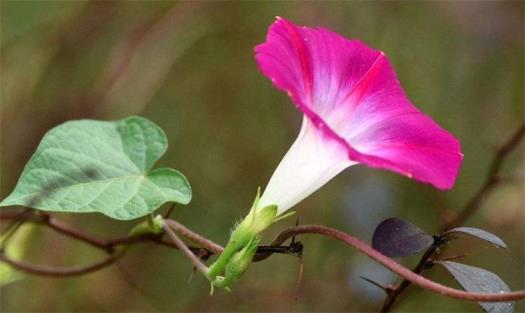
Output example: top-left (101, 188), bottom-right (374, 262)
top-left (255, 17), bottom-right (462, 214)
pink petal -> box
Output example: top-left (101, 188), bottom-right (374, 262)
top-left (255, 17), bottom-right (462, 189)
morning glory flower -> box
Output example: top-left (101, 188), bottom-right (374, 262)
top-left (255, 17), bottom-right (463, 215)
top-left (207, 17), bottom-right (463, 288)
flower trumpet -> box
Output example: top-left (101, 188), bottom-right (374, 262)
top-left (208, 17), bottom-right (462, 289)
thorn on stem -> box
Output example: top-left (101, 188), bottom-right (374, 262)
top-left (294, 250), bottom-right (304, 301)
top-left (291, 217), bottom-right (300, 245)
top-left (164, 203), bottom-right (177, 219)
top-left (437, 254), bottom-right (467, 262)
top-left (188, 267), bottom-right (196, 284)
top-left (359, 276), bottom-right (391, 294)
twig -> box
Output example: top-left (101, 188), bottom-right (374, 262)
top-left (441, 123), bottom-right (525, 231)
top-left (381, 123), bottom-right (525, 311)
top-left (0, 250), bottom-right (120, 277)
top-left (275, 225), bottom-right (525, 302)
top-left (162, 222), bottom-right (210, 277)
top-left (164, 219), bottom-right (223, 255)
top-left (45, 214), bottom-right (111, 252)
top-left (1, 212), bottom-right (109, 251)
top-left (0, 212), bottom-right (301, 266)
top-left (380, 245), bottom-right (438, 312)
top-left (0, 211), bottom-right (215, 257)
top-left (1, 212), bottom-right (524, 303)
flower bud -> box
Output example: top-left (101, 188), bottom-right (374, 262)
top-left (212, 237), bottom-right (260, 288)
top-left (129, 214), bottom-right (164, 236)
top-left (238, 204), bottom-right (278, 237)
top-left (207, 192), bottom-right (277, 285)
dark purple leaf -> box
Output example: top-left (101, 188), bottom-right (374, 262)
top-left (443, 227), bottom-right (507, 248)
top-left (437, 261), bottom-right (514, 313)
top-left (372, 218), bottom-right (434, 257)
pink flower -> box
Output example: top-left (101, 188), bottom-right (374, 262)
top-left (255, 17), bottom-right (463, 214)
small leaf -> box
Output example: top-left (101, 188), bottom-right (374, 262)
top-left (437, 261), bottom-right (514, 313)
top-left (0, 116), bottom-right (191, 220)
top-left (372, 218), bottom-right (434, 257)
top-left (442, 227), bottom-right (507, 249)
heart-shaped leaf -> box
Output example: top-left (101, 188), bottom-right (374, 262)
top-left (442, 227), bottom-right (507, 249)
top-left (372, 218), bottom-right (434, 257)
top-left (437, 261), bottom-right (514, 313)
top-left (0, 116), bottom-right (191, 220)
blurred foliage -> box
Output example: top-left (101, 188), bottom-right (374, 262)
top-left (1, 1), bottom-right (523, 312)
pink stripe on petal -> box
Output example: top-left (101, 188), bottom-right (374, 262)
top-left (280, 18), bottom-right (314, 100)
top-left (255, 17), bottom-right (462, 190)
top-left (341, 52), bottom-right (385, 114)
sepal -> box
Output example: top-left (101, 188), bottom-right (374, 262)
top-left (211, 237), bottom-right (260, 289)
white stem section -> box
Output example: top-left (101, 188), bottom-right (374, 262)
top-left (258, 117), bottom-right (355, 215)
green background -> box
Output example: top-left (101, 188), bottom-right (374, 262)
top-left (1, 1), bottom-right (523, 312)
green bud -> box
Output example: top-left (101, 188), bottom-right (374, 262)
top-left (236, 204), bottom-right (278, 238)
top-left (207, 190), bottom-right (278, 285)
top-left (212, 237), bottom-right (260, 288)
top-left (226, 237), bottom-right (259, 276)
top-left (129, 214), bottom-right (164, 237)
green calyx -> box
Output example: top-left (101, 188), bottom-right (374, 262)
top-left (207, 190), bottom-right (278, 290)
top-left (236, 203), bottom-right (278, 242)
top-left (211, 236), bottom-right (260, 289)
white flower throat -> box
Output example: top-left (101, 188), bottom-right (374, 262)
top-left (257, 117), bottom-right (355, 214)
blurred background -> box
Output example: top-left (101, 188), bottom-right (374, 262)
top-left (1, 1), bottom-right (523, 312)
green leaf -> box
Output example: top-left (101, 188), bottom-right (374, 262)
top-left (0, 116), bottom-right (191, 220)
top-left (437, 261), bottom-right (514, 313)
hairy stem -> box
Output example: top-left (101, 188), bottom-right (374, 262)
top-left (164, 219), bottom-right (222, 254)
top-left (162, 222), bottom-right (210, 277)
